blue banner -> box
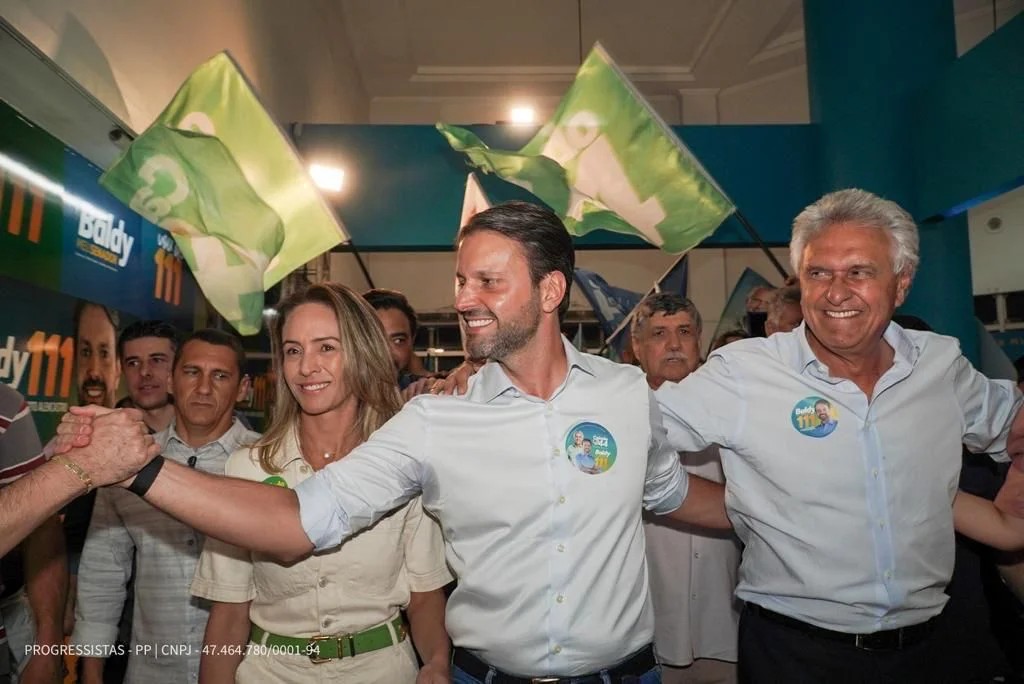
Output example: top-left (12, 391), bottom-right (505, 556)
top-left (59, 150), bottom-right (197, 330)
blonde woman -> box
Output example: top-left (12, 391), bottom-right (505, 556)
top-left (191, 283), bottom-right (452, 683)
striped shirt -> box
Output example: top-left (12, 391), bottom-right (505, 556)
top-left (71, 418), bottom-right (258, 684)
top-left (0, 384), bottom-right (45, 487)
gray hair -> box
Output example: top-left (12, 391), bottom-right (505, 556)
top-left (789, 189), bottom-right (919, 278)
top-left (631, 292), bottom-right (702, 340)
top-left (767, 285), bottom-right (801, 326)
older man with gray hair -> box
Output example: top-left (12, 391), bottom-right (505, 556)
top-left (655, 188), bottom-right (1024, 683)
top-left (631, 293), bottom-right (741, 684)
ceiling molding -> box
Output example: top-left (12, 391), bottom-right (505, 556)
top-left (677, 87), bottom-right (721, 96)
top-left (411, 64), bottom-right (695, 84)
top-left (719, 64), bottom-right (806, 96)
top-left (689, 0), bottom-right (736, 70)
top-left (749, 29), bottom-right (805, 65)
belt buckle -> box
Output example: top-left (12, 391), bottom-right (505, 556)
top-left (854, 630), bottom-right (903, 651)
top-left (306, 634), bottom-right (355, 664)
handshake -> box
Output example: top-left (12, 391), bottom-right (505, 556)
top-left (49, 406), bottom-right (161, 490)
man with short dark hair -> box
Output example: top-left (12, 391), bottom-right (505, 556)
top-left (362, 288), bottom-right (430, 389)
top-left (60, 201), bottom-right (730, 683)
top-left (72, 329), bottom-right (257, 684)
top-left (631, 293), bottom-right (740, 684)
top-left (73, 301), bottom-right (120, 408)
top-left (118, 320), bottom-right (181, 434)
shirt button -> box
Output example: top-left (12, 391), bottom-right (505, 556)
top-left (300, 465), bottom-right (310, 474)
top-left (186, 539), bottom-right (195, 547)
top-left (872, 468), bottom-right (879, 478)
top-left (558, 496), bottom-right (566, 505)
top-left (694, 552), bottom-right (701, 559)
top-left (557, 544), bottom-right (565, 553)
top-left (318, 577), bottom-right (328, 588)
top-left (878, 520), bottom-right (885, 529)
top-left (884, 570), bottom-right (893, 580)
top-left (552, 645), bottom-right (562, 654)
top-left (545, 403), bottom-right (553, 414)
top-left (555, 594), bottom-right (565, 604)
top-left (552, 447), bottom-right (560, 457)
top-left (691, 593), bottom-right (698, 600)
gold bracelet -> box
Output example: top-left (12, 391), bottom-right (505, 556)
top-left (52, 454), bottom-right (93, 494)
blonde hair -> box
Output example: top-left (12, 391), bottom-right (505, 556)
top-left (254, 282), bottom-right (402, 474)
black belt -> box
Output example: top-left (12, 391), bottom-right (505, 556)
top-left (452, 645), bottom-right (656, 683)
top-left (745, 602), bottom-right (940, 651)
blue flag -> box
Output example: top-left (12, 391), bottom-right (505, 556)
top-left (577, 254), bottom-right (690, 362)
top-left (573, 268), bottom-right (643, 338)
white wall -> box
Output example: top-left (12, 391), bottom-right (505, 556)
top-left (717, 67), bottom-right (810, 124)
top-left (0, 0), bottom-right (370, 130)
top-left (330, 246), bottom-right (789, 352)
top-left (968, 185), bottom-right (1024, 295)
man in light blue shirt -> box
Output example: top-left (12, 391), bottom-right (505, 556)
top-left (58, 202), bottom-right (730, 683)
top-left (656, 189), bottom-right (1024, 684)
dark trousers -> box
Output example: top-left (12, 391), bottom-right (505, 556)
top-left (737, 604), bottom-right (950, 684)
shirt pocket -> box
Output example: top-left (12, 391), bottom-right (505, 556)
top-left (252, 550), bottom-right (318, 602)
top-left (332, 507), bottom-right (408, 597)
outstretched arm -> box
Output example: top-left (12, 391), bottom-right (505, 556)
top-left (142, 460), bottom-right (314, 562)
top-left (954, 489), bottom-right (1024, 551)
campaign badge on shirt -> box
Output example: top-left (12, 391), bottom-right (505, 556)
top-left (791, 396), bottom-right (839, 438)
top-left (262, 476), bottom-right (289, 488)
top-left (565, 422), bottom-right (617, 474)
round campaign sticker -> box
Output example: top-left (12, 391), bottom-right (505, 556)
top-left (262, 476), bottom-right (289, 488)
top-left (791, 396), bottom-right (839, 438)
top-left (565, 422), bottom-right (617, 474)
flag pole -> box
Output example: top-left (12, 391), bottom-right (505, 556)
top-left (734, 210), bottom-right (788, 279)
top-left (349, 244), bottom-right (376, 289)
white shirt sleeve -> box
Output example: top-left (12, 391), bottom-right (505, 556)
top-left (644, 391), bottom-right (688, 514)
top-left (952, 354), bottom-right (1024, 458)
top-left (655, 354), bottom-right (743, 453)
top-left (295, 400), bottom-right (430, 552)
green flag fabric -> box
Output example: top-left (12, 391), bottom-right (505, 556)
top-left (100, 51), bottom-right (347, 334)
top-left (437, 44), bottom-right (735, 254)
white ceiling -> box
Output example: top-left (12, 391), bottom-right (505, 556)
top-left (340, 0), bottom-right (808, 99)
top-left (338, 0), bottom-right (1021, 103)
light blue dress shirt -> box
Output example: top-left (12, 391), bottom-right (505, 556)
top-left (296, 337), bottom-right (687, 676)
top-left (656, 322), bottom-right (1023, 633)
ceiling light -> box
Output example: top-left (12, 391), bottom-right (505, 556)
top-left (309, 164), bottom-right (344, 192)
top-left (509, 106), bottom-right (535, 125)
top-left (0, 151), bottom-right (113, 222)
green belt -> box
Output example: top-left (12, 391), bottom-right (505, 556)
top-left (251, 614), bottom-right (406, 663)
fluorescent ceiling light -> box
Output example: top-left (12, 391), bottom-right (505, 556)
top-left (309, 164), bottom-right (344, 192)
top-left (0, 151), bottom-right (113, 222)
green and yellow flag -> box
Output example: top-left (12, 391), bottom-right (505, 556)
top-left (100, 52), bottom-right (347, 334)
top-left (438, 44), bottom-right (735, 254)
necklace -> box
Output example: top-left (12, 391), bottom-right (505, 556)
top-left (322, 451), bottom-right (336, 461)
